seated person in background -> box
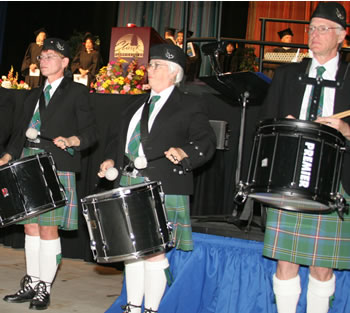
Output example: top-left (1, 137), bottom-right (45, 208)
top-left (21, 28), bottom-right (48, 89)
top-left (273, 27), bottom-right (298, 53)
top-left (164, 27), bottom-right (176, 45)
top-left (218, 42), bottom-right (238, 73)
top-left (71, 34), bottom-right (102, 89)
top-left (176, 30), bottom-right (202, 81)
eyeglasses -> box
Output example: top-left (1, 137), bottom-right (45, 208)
top-left (37, 54), bottom-right (63, 61)
top-left (147, 62), bottom-right (168, 70)
top-left (306, 25), bottom-right (342, 35)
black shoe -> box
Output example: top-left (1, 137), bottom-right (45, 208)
top-left (3, 275), bottom-right (36, 303)
top-left (121, 303), bottom-right (142, 313)
top-left (29, 281), bottom-right (50, 310)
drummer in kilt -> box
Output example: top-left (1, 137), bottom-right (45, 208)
top-left (98, 44), bottom-right (216, 313)
top-left (0, 38), bottom-right (97, 310)
top-left (260, 3), bottom-right (350, 313)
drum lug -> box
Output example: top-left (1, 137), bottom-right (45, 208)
top-left (234, 181), bottom-right (249, 205)
top-left (330, 193), bottom-right (349, 221)
top-left (90, 241), bottom-right (98, 260)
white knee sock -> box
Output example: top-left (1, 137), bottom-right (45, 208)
top-left (273, 274), bottom-right (301, 313)
top-left (144, 258), bottom-right (169, 312)
top-left (39, 238), bottom-right (61, 293)
top-left (307, 274), bottom-right (335, 313)
top-left (124, 259), bottom-right (145, 313)
top-left (25, 234), bottom-right (41, 289)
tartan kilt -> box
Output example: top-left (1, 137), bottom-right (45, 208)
top-left (263, 185), bottom-right (350, 269)
top-left (18, 148), bottom-right (78, 230)
top-left (120, 175), bottom-right (193, 251)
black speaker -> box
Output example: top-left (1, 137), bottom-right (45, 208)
top-left (209, 120), bottom-right (230, 150)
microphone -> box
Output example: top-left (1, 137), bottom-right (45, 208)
top-left (105, 167), bottom-right (119, 181)
top-left (26, 128), bottom-right (73, 156)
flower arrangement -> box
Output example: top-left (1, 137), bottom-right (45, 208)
top-left (93, 58), bottom-right (147, 94)
top-left (0, 66), bottom-right (30, 90)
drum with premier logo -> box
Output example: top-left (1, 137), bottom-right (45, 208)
top-left (246, 118), bottom-right (346, 213)
top-left (81, 181), bottom-right (172, 263)
top-left (0, 153), bottom-right (67, 226)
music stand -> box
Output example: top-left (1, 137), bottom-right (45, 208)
top-left (200, 71), bottom-right (270, 229)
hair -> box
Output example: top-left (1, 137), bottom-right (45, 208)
top-left (167, 61), bottom-right (184, 85)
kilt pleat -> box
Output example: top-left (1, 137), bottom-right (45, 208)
top-left (263, 185), bottom-right (350, 269)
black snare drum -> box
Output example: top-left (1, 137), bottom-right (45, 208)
top-left (246, 118), bottom-right (345, 213)
top-left (81, 181), bottom-right (172, 263)
top-left (0, 153), bottom-right (67, 227)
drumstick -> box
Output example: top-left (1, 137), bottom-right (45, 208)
top-left (329, 110), bottom-right (350, 119)
top-left (26, 128), bottom-right (73, 156)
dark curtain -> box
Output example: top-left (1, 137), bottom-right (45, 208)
top-left (0, 2), bottom-right (7, 65)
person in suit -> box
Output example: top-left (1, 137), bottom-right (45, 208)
top-left (260, 3), bottom-right (350, 313)
top-left (0, 38), bottom-right (97, 310)
top-left (71, 33), bottom-right (102, 89)
top-left (98, 43), bottom-right (216, 313)
top-left (273, 27), bottom-right (298, 53)
top-left (21, 28), bottom-right (48, 89)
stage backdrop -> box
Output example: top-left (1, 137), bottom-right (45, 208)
top-left (246, 1), bottom-right (350, 57)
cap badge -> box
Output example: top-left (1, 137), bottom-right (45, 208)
top-left (336, 8), bottom-right (345, 20)
top-left (165, 49), bottom-right (174, 60)
top-left (56, 42), bottom-right (65, 51)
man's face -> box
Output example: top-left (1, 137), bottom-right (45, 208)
top-left (147, 59), bottom-right (177, 93)
top-left (39, 50), bottom-right (68, 79)
top-left (308, 17), bottom-right (345, 59)
top-left (281, 35), bottom-right (292, 44)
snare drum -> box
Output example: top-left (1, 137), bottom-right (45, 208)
top-left (0, 153), bottom-right (67, 227)
top-left (81, 181), bottom-right (172, 263)
top-left (246, 118), bottom-right (345, 213)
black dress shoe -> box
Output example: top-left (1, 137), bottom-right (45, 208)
top-left (29, 281), bottom-right (50, 310)
top-left (3, 275), bottom-right (36, 303)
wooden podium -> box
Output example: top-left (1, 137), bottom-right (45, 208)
top-left (109, 27), bottom-right (165, 66)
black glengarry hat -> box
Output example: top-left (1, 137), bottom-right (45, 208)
top-left (278, 28), bottom-right (294, 39)
top-left (42, 38), bottom-right (70, 58)
top-left (311, 2), bottom-right (347, 29)
top-left (150, 44), bottom-right (186, 70)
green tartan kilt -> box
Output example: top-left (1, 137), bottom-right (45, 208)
top-left (263, 185), bottom-right (350, 269)
top-left (17, 148), bottom-right (78, 230)
top-left (120, 175), bottom-right (193, 251)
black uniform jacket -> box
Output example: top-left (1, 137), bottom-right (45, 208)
top-left (6, 77), bottom-right (97, 172)
top-left (104, 87), bottom-right (216, 195)
top-left (260, 59), bottom-right (350, 194)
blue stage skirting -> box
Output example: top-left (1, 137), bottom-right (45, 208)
top-left (105, 232), bottom-right (350, 313)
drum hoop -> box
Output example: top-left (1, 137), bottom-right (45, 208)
top-left (81, 181), bottom-right (160, 203)
top-left (0, 152), bottom-right (53, 171)
top-left (258, 118), bottom-right (345, 143)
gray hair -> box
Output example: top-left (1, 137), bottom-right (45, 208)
top-left (167, 61), bottom-right (184, 85)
